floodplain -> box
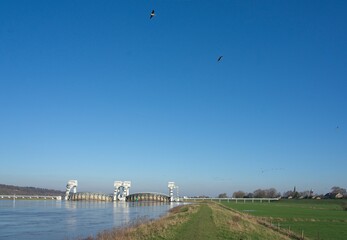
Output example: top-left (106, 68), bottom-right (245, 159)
top-left (221, 199), bottom-right (347, 240)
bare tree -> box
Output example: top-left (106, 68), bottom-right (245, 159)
top-left (299, 190), bottom-right (314, 198)
top-left (266, 188), bottom-right (279, 198)
top-left (232, 191), bottom-right (246, 198)
top-left (253, 189), bottom-right (266, 198)
top-left (246, 192), bottom-right (254, 198)
top-left (218, 193), bottom-right (228, 198)
top-left (331, 186), bottom-right (346, 195)
top-left (253, 188), bottom-right (279, 198)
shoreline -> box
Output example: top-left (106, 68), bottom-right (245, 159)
top-left (87, 202), bottom-right (292, 240)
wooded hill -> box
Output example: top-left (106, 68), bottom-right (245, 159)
top-left (0, 184), bottom-right (64, 196)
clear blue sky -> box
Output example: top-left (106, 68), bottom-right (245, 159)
top-left (1, 0), bottom-right (346, 197)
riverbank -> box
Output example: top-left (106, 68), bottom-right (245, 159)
top-left (89, 202), bottom-right (291, 240)
top-left (0, 200), bottom-right (172, 240)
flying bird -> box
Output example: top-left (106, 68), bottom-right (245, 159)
top-left (217, 56), bottom-right (223, 62)
top-left (150, 10), bottom-right (155, 19)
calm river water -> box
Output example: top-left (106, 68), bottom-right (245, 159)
top-left (0, 200), bottom-right (180, 240)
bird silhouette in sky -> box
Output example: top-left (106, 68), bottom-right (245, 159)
top-left (217, 56), bottom-right (223, 62)
top-left (150, 10), bottom-right (155, 19)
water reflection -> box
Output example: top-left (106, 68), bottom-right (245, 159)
top-left (113, 202), bottom-right (130, 226)
top-left (111, 201), bottom-right (177, 228)
top-left (0, 200), bottom-right (182, 240)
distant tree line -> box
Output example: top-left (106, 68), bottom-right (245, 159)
top-left (0, 184), bottom-right (64, 196)
top-left (230, 188), bottom-right (280, 198)
top-left (282, 186), bottom-right (347, 199)
top-left (217, 188), bottom-right (280, 198)
top-left (217, 186), bottom-right (347, 199)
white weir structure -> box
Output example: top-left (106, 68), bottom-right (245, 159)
top-left (168, 182), bottom-right (179, 202)
top-left (64, 180), bottom-right (179, 202)
top-left (113, 181), bottom-right (131, 201)
top-left (65, 180), bottom-right (78, 200)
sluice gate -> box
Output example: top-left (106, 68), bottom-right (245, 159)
top-left (127, 192), bottom-right (170, 202)
top-left (68, 192), bottom-right (113, 201)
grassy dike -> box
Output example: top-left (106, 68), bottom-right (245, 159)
top-left (90, 202), bottom-right (291, 240)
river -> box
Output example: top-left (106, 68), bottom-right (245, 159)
top-left (0, 200), bottom-right (180, 239)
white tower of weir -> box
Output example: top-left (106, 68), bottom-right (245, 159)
top-left (65, 180), bottom-right (78, 200)
top-left (168, 182), bottom-right (175, 202)
top-left (114, 181), bottom-right (131, 201)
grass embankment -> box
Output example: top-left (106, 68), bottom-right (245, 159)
top-left (172, 204), bottom-right (218, 239)
top-left (91, 202), bottom-right (290, 240)
top-left (221, 199), bottom-right (347, 240)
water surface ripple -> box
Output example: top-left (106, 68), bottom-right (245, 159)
top-left (0, 200), bottom-right (178, 239)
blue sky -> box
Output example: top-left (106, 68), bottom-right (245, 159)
top-left (0, 0), bottom-right (346, 197)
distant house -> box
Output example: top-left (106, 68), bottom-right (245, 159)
top-left (324, 193), bottom-right (333, 199)
top-left (335, 193), bottom-right (343, 199)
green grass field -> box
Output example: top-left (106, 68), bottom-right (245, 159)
top-left (95, 203), bottom-right (290, 240)
top-left (221, 199), bottom-right (347, 240)
top-left (172, 204), bottom-right (219, 240)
